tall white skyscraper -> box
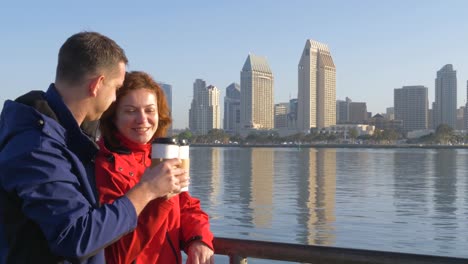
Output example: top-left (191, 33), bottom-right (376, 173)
top-left (434, 64), bottom-right (457, 129)
top-left (297, 39), bottom-right (336, 132)
top-left (223, 83), bottom-right (241, 134)
top-left (189, 79), bottom-right (221, 134)
top-left (240, 53), bottom-right (274, 130)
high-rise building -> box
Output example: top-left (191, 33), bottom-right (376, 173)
top-left (287, 98), bottom-right (298, 129)
top-left (158, 82), bottom-right (172, 134)
top-left (274, 103), bottom-right (289, 129)
top-left (433, 64), bottom-right (457, 129)
top-left (336, 97), bottom-right (367, 124)
top-left (456, 106), bottom-right (465, 130)
top-left (386, 107), bottom-right (395, 120)
top-left (394, 85), bottom-right (428, 133)
top-left (464, 80), bottom-right (468, 130)
top-left (223, 83), bottom-right (241, 134)
top-left (189, 79), bottom-right (221, 134)
top-left (158, 82), bottom-right (172, 112)
top-left (297, 39), bottom-right (336, 132)
top-left (189, 79), bottom-right (206, 132)
top-left (240, 53), bottom-right (274, 130)
top-left (348, 102), bottom-right (368, 124)
top-left (336, 97), bottom-right (351, 124)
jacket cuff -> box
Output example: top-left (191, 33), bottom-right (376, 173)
top-left (183, 235), bottom-right (214, 251)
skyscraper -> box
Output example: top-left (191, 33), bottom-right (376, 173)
top-left (189, 79), bottom-right (206, 132)
top-left (336, 97), bottom-right (351, 124)
top-left (287, 98), bottom-right (298, 129)
top-left (297, 39), bottom-right (336, 132)
top-left (433, 64), bottom-right (457, 129)
top-left (223, 82), bottom-right (241, 134)
top-left (158, 82), bottom-right (172, 134)
top-left (465, 80), bottom-right (468, 130)
top-left (274, 103), bottom-right (288, 129)
top-left (240, 53), bottom-right (274, 130)
top-left (394, 85), bottom-right (428, 133)
top-left (158, 82), bottom-right (172, 112)
top-left (189, 79), bottom-right (221, 134)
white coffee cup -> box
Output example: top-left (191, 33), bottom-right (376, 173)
top-left (151, 137), bottom-right (179, 168)
top-left (178, 139), bottom-right (190, 192)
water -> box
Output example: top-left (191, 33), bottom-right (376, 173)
top-left (186, 147), bottom-right (468, 263)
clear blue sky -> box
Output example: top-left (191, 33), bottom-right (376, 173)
top-left (1, 1), bottom-right (468, 129)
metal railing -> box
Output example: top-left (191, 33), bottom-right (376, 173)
top-left (213, 237), bottom-right (468, 264)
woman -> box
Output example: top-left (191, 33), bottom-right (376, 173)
top-left (95, 71), bottom-right (214, 264)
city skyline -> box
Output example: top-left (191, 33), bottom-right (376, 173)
top-left (1, 1), bottom-right (468, 129)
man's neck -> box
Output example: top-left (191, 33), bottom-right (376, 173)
top-left (54, 82), bottom-right (88, 126)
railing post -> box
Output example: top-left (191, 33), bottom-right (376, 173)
top-left (229, 254), bottom-right (247, 264)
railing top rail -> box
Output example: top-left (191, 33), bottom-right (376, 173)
top-left (214, 237), bottom-right (468, 264)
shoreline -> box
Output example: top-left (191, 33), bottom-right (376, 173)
top-left (191, 143), bottom-right (468, 149)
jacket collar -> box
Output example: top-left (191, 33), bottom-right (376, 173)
top-left (45, 84), bottom-right (98, 160)
top-left (115, 132), bottom-right (151, 153)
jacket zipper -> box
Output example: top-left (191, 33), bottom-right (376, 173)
top-left (166, 232), bottom-right (180, 263)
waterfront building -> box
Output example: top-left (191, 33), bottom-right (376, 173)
top-left (189, 79), bottom-right (221, 135)
top-left (428, 108), bottom-right (433, 129)
top-left (223, 82), bottom-right (241, 135)
top-left (457, 106), bottom-right (465, 130)
top-left (464, 80), bottom-right (468, 130)
top-left (336, 97), bottom-right (367, 124)
top-left (394, 85), bottom-right (428, 133)
top-left (336, 97), bottom-right (351, 124)
top-left (240, 53), bottom-right (274, 131)
top-left (368, 114), bottom-right (403, 133)
top-left (385, 107), bottom-right (395, 120)
top-left (287, 98), bottom-right (298, 130)
top-left (274, 103), bottom-right (289, 129)
top-left (323, 124), bottom-right (375, 138)
top-left (297, 39), bottom-right (336, 132)
top-left (349, 102), bottom-right (368, 124)
top-left (433, 64), bottom-right (457, 129)
top-left (158, 82), bottom-right (173, 135)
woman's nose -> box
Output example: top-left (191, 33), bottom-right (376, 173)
top-left (135, 110), bottom-right (147, 123)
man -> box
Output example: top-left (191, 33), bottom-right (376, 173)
top-left (0, 32), bottom-right (188, 263)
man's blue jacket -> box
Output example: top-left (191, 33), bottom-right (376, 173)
top-left (0, 85), bottom-right (137, 263)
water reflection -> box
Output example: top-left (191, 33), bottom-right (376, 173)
top-left (393, 149), bottom-right (431, 217)
top-left (433, 149), bottom-right (458, 253)
top-left (296, 148), bottom-right (336, 246)
top-left (189, 147), bottom-right (468, 259)
top-left (249, 148), bottom-right (274, 229)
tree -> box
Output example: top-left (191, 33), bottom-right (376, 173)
top-left (348, 128), bottom-right (358, 142)
top-left (435, 124), bottom-right (453, 144)
top-left (176, 129), bottom-right (193, 141)
top-left (207, 129), bottom-right (230, 143)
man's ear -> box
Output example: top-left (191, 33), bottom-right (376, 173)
top-left (88, 75), bottom-right (105, 97)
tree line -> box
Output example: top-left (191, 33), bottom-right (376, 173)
top-left (174, 124), bottom-right (467, 145)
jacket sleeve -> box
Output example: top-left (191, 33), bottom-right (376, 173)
top-left (179, 192), bottom-right (214, 251)
top-left (0, 146), bottom-right (138, 261)
top-left (95, 155), bottom-right (175, 264)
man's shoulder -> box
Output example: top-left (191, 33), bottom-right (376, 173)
top-left (14, 90), bottom-right (58, 122)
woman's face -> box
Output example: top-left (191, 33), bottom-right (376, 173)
top-left (115, 88), bottom-right (158, 144)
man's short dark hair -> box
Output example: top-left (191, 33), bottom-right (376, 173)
top-left (56, 31), bottom-right (128, 85)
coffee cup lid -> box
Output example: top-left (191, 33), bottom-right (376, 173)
top-left (179, 139), bottom-right (189, 146)
top-left (153, 137), bottom-right (178, 145)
